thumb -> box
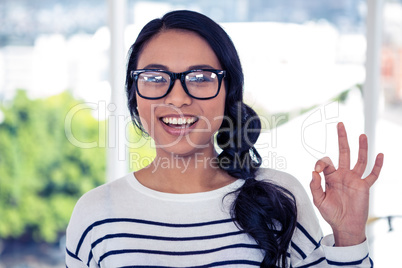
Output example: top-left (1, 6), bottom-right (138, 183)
top-left (310, 171), bottom-right (325, 208)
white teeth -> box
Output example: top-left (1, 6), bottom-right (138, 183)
top-left (161, 117), bottom-right (197, 125)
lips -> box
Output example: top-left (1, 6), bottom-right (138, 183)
top-left (160, 116), bottom-right (198, 127)
top-left (159, 115), bottom-right (199, 135)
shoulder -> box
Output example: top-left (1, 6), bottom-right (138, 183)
top-left (75, 174), bottom-right (131, 208)
top-left (67, 174), bottom-right (133, 228)
top-left (255, 168), bottom-right (305, 197)
top-left (66, 174), bottom-right (134, 248)
top-left (255, 168), bottom-right (315, 214)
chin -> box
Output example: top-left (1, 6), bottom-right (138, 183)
top-left (155, 138), bottom-right (214, 157)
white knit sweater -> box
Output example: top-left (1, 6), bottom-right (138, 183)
top-left (66, 168), bottom-right (372, 267)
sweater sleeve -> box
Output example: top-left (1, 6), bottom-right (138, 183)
top-left (65, 191), bottom-right (99, 268)
top-left (65, 197), bottom-right (96, 268)
top-left (65, 182), bottom-right (111, 268)
top-left (65, 248), bottom-right (89, 268)
top-left (258, 168), bottom-right (373, 267)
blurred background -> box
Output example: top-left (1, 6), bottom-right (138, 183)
top-left (0, 0), bottom-right (401, 267)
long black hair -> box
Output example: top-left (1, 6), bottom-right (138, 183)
top-left (125, 10), bottom-right (297, 268)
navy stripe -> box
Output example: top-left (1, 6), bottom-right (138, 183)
top-left (93, 230), bottom-right (244, 248)
top-left (296, 257), bottom-right (326, 268)
top-left (291, 241), bottom-right (307, 259)
top-left (98, 243), bottom-right (261, 265)
top-left (66, 247), bottom-right (81, 260)
top-left (75, 218), bottom-right (234, 255)
top-left (296, 223), bottom-right (319, 248)
top-left (87, 251), bottom-right (93, 266)
top-left (89, 230), bottom-right (245, 264)
top-left (118, 260), bottom-right (261, 268)
top-left (327, 253), bottom-right (369, 266)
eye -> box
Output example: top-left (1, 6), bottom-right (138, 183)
top-left (186, 72), bottom-right (215, 83)
top-left (139, 72), bottom-right (169, 84)
top-left (143, 75), bottom-right (167, 83)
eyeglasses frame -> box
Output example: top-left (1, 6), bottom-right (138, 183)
top-left (130, 69), bottom-right (226, 100)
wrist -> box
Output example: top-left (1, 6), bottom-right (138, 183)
top-left (333, 230), bottom-right (366, 247)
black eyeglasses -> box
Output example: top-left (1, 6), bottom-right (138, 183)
top-left (130, 69), bottom-right (226, 100)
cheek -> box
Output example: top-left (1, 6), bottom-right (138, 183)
top-left (136, 99), bottom-right (154, 134)
top-left (205, 95), bottom-right (226, 132)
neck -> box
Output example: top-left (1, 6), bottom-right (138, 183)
top-left (135, 146), bottom-right (236, 193)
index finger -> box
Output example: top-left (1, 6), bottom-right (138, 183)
top-left (337, 122), bottom-right (350, 169)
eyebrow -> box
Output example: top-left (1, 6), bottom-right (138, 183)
top-left (141, 64), bottom-right (218, 71)
top-left (188, 64), bottom-right (216, 70)
top-left (142, 64), bottom-right (168, 70)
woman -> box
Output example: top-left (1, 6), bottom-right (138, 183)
top-left (66, 10), bottom-right (384, 267)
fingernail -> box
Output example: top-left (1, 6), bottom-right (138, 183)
top-left (315, 165), bottom-right (321, 172)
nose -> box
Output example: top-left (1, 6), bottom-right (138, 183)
top-left (164, 79), bottom-right (192, 107)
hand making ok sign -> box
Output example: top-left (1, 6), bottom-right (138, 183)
top-left (310, 122), bottom-right (384, 247)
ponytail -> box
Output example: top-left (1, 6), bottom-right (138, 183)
top-left (217, 102), bottom-right (297, 268)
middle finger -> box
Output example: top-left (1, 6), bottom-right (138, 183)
top-left (337, 122), bottom-right (350, 169)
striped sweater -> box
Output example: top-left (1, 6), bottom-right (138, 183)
top-left (66, 168), bottom-right (373, 267)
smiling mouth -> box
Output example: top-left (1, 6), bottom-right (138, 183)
top-left (160, 116), bottom-right (199, 128)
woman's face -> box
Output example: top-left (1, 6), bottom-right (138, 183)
top-left (136, 29), bottom-right (226, 157)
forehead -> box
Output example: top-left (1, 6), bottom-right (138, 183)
top-left (137, 29), bottom-right (222, 71)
